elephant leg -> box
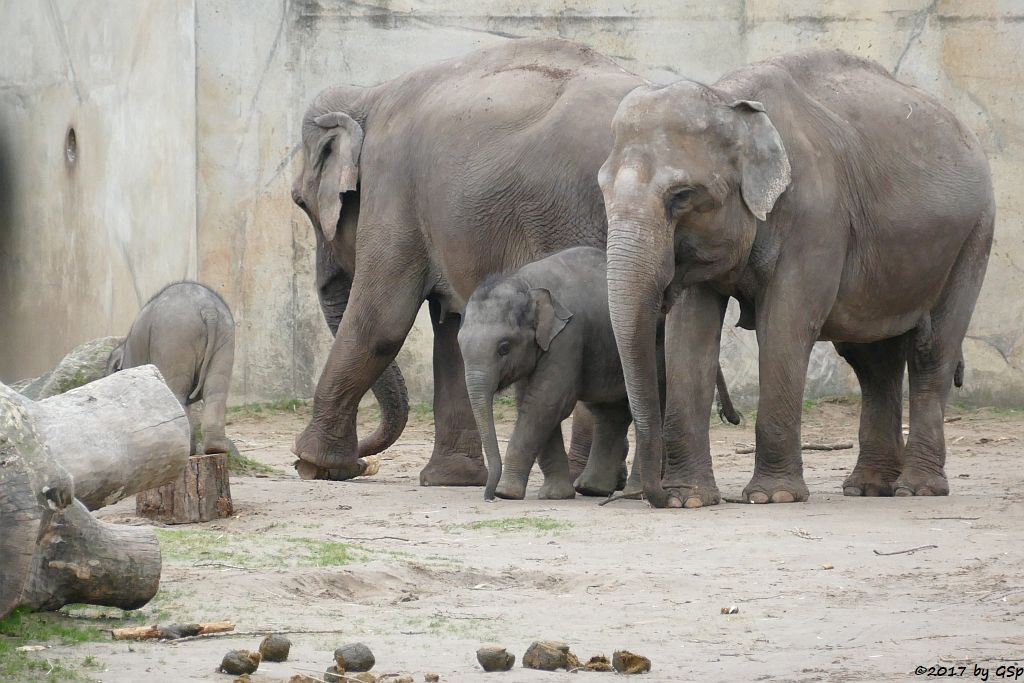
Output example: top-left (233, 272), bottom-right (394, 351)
top-left (897, 220), bottom-right (992, 497)
top-left (187, 403), bottom-right (201, 455)
top-left (537, 428), bottom-right (575, 500)
top-left (835, 337), bottom-right (907, 497)
top-left (743, 261), bottom-right (837, 504)
top-left (496, 387), bottom-right (573, 500)
top-left (293, 259), bottom-right (424, 478)
top-left (574, 404), bottom-right (631, 497)
top-left (660, 285), bottom-right (728, 508)
top-left (419, 302), bottom-right (488, 487)
top-left (200, 344), bottom-right (234, 455)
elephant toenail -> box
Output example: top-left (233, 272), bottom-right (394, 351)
top-left (917, 486), bottom-right (935, 496)
top-left (666, 495), bottom-right (683, 508)
top-left (894, 487), bottom-right (913, 497)
top-left (748, 491), bottom-right (769, 504)
top-left (683, 497), bottom-right (703, 509)
top-left (771, 491), bottom-right (796, 503)
top-left (843, 486), bottom-right (862, 497)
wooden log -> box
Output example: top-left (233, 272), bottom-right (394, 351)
top-left (111, 620), bottom-right (235, 641)
top-left (1, 367), bottom-right (189, 619)
top-left (136, 453), bottom-right (233, 524)
top-left (19, 500), bottom-right (160, 611)
top-left (31, 365), bottom-right (191, 510)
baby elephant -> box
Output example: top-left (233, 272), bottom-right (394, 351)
top-left (460, 247), bottom-right (735, 501)
top-left (107, 281), bottom-right (235, 455)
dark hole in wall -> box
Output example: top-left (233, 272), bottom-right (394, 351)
top-left (65, 126), bottom-right (77, 166)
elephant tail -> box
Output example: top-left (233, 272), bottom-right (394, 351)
top-left (189, 307), bottom-right (219, 402)
top-left (716, 365), bottom-right (742, 425)
top-left (954, 348), bottom-right (965, 388)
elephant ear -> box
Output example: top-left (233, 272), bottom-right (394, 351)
top-left (531, 288), bottom-right (573, 352)
top-left (312, 111), bottom-right (364, 241)
top-left (730, 100), bottom-right (791, 221)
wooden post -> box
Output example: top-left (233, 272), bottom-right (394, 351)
top-left (136, 453), bottom-right (233, 524)
top-left (0, 366), bottom-right (189, 619)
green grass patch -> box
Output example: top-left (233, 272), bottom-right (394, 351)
top-left (410, 401), bottom-right (434, 420)
top-left (155, 529), bottom-right (365, 569)
top-left (455, 516), bottom-right (571, 533)
top-left (0, 607), bottom-right (109, 682)
top-left (226, 448), bottom-right (279, 476)
top-left (228, 399), bottom-right (308, 417)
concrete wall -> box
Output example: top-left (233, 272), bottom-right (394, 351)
top-left (3, 1), bottom-right (1022, 407)
top-left (0, 0), bottom-right (197, 382)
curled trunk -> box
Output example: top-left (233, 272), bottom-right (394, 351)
top-left (317, 242), bottom-right (409, 456)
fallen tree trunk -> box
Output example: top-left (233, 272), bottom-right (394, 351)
top-left (0, 366), bottom-right (189, 619)
top-left (31, 366), bottom-right (191, 510)
top-left (20, 500), bottom-right (161, 611)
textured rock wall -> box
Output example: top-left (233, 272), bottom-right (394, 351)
top-left (0, 1), bottom-right (197, 384)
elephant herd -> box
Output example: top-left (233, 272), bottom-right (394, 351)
top-left (289, 38), bottom-right (994, 509)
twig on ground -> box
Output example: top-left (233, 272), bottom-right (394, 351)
top-left (873, 544), bottom-right (938, 556)
top-left (921, 516), bottom-right (980, 521)
top-left (166, 627), bottom-right (355, 645)
top-left (598, 491), bottom-right (643, 506)
top-left (722, 497), bottom-right (750, 504)
top-left (789, 528), bottom-right (822, 540)
top-left (944, 416), bottom-right (962, 423)
top-left (329, 535), bottom-right (412, 543)
top-left (734, 441), bottom-right (853, 455)
top-left (192, 560), bottom-right (248, 570)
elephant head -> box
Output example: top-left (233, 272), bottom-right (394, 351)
top-left (598, 81), bottom-right (790, 505)
top-left (458, 277), bottom-right (572, 499)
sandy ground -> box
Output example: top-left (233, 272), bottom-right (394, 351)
top-left (54, 400), bottom-right (1024, 682)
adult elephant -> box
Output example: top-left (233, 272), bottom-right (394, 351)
top-left (291, 38), bottom-right (644, 484)
top-left (599, 49), bottom-right (994, 508)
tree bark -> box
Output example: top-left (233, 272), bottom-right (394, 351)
top-left (0, 366), bottom-right (189, 619)
top-left (136, 453), bottom-right (233, 524)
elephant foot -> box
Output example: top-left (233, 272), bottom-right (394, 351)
top-left (419, 451), bottom-right (488, 486)
top-left (893, 467), bottom-right (949, 497)
top-left (842, 465), bottom-right (900, 497)
top-left (294, 456), bottom-right (379, 481)
top-left (293, 421), bottom-right (358, 470)
top-left (663, 482), bottom-right (721, 509)
top-left (494, 475), bottom-right (528, 500)
top-left (574, 466), bottom-right (621, 497)
top-left (539, 477), bottom-right (576, 500)
top-left (203, 435), bottom-right (232, 455)
top-left (743, 473), bottom-right (809, 504)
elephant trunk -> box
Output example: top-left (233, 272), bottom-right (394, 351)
top-left (466, 370), bottom-right (502, 500)
top-left (606, 213), bottom-right (675, 508)
top-left (316, 240), bottom-right (409, 457)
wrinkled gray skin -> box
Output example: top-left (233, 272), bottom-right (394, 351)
top-left (459, 247), bottom-right (737, 501)
top-left (600, 49), bottom-right (994, 508)
top-left (291, 38), bottom-right (644, 486)
top-left (107, 282), bottom-right (236, 455)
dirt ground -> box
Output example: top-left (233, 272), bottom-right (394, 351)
top-left (49, 400), bottom-right (1024, 681)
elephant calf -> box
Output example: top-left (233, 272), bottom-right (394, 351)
top-left (459, 247), bottom-right (735, 501)
top-left (107, 281), bottom-right (235, 455)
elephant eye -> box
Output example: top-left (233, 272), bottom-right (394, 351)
top-left (667, 186), bottom-right (694, 212)
top-left (497, 341), bottom-right (512, 356)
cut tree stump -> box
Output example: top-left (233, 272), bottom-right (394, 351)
top-left (0, 366), bottom-right (190, 619)
top-left (136, 453), bottom-right (233, 524)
